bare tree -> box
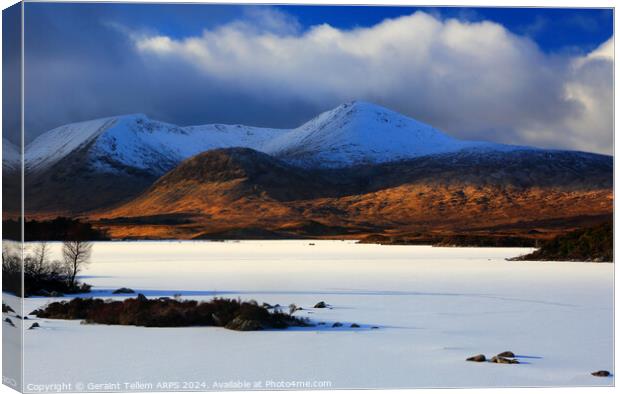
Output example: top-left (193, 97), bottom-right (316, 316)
top-left (2, 242), bottom-right (20, 275)
top-left (62, 241), bottom-right (93, 287)
top-left (26, 242), bottom-right (49, 277)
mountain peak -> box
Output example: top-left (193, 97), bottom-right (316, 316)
top-left (340, 99), bottom-right (390, 112)
top-left (262, 100), bottom-right (508, 168)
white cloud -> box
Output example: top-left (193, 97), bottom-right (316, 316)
top-left (132, 11), bottom-right (613, 154)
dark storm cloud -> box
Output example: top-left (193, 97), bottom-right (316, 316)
top-left (21, 3), bottom-right (322, 144)
top-left (19, 4), bottom-right (613, 155)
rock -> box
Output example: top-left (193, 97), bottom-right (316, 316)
top-left (14, 315), bottom-right (21, 319)
top-left (49, 291), bottom-right (64, 297)
top-left (497, 351), bottom-right (515, 358)
top-left (371, 326), bottom-right (379, 329)
top-left (112, 287), bottom-right (135, 294)
top-left (262, 302), bottom-right (273, 309)
top-left (4, 318), bottom-right (14, 327)
top-left (350, 323), bottom-right (360, 328)
top-left (314, 301), bottom-right (327, 308)
top-left (23, 316), bottom-right (28, 320)
top-left (591, 370), bottom-right (611, 377)
top-left (466, 354), bottom-right (486, 362)
top-left (490, 356), bottom-right (519, 364)
top-left (2, 303), bottom-right (15, 313)
top-left (136, 294), bottom-right (148, 302)
top-left (332, 322), bottom-right (343, 328)
top-left (28, 322), bottom-right (40, 330)
top-left (225, 317), bottom-right (264, 331)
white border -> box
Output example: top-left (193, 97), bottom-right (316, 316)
top-left (0, 2), bottom-right (616, 394)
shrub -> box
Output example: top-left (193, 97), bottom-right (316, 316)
top-left (34, 296), bottom-right (310, 331)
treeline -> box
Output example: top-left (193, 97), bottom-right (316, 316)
top-left (2, 241), bottom-right (93, 297)
top-left (513, 222), bottom-right (612, 262)
top-left (3, 217), bottom-right (109, 241)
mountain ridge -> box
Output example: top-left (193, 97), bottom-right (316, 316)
top-left (91, 147), bottom-right (612, 240)
top-left (11, 101), bottom-right (613, 225)
top-left (20, 100), bottom-right (545, 176)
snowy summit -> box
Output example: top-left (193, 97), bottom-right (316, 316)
top-left (21, 101), bottom-right (528, 174)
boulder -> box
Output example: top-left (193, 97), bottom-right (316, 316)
top-left (497, 351), bottom-right (515, 358)
top-left (591, 370), bottom-right (611, 377)
top-left (371, 326), bottom-right (379, 329)
top-left (490, 356), bottom-right (519, 364)
top-left (314, 301), bottom-right (327, 308)
top-left (332, 322), bottom-right (343, 328)
top-left (136, 294), bottom-right (148, 302)
top-left (4, 318), bottom-right (14, 327)
top-left (112, 287), bottom-right (135, 294)
top-left (466, 354), bottom-right (486, 362)
top-left (2, 303), bottom-right (15, 313)
top-left (350, 323), bottom-right (360, 328)
top-left (28, 322), bottom-right (40, 330)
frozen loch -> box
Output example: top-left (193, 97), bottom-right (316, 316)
top-left (9, 241), bottom-right (614, 389)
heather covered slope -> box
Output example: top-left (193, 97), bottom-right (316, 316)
top-left (93, 148), bottom-right (612, 240)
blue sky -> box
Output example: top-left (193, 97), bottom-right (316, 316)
top-left (12, 3), bottom-right (614, 153)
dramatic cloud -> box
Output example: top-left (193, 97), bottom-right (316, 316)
top-left (22, 7), bottom-right (612, 155)
top-left (131, 11), bottom-right (613, 154)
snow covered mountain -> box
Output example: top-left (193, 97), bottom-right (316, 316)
top-left (263, 101), bottom-right (521, 167)
top-left (23, 101), bottom-right (611, 217)
top-left (24, 101), bottom-right (533, 175)
top-left (25, 114), bottom-right (282, 176)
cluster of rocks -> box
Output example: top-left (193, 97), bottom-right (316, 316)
top-left (312, 301), bottom-right (366, 329)
top-left (467, 352), bottom-right (612, 377)
top-left (3, 304), bottom-right (42, 330)
top-left (466, 351), bottom-right (519, 364)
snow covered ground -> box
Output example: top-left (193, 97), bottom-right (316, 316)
top-left (6, 241), bottom-right (614, 390)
